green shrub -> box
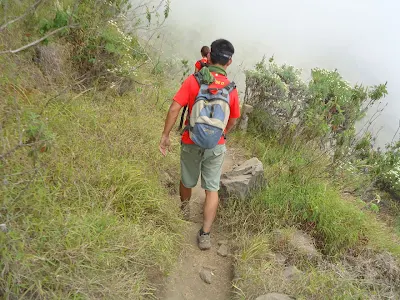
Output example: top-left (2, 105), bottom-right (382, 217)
top-left (222, 133), bottom-right (400, 257)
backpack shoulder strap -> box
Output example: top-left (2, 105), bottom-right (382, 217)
top-left (193, 72), bottom-right (204, 87)
top-left (225, 81), bottom-right (236, 93)
top-left (199, 60), bottom-right (208, 68)
top-left (193, 72), bottom-right (203, 85)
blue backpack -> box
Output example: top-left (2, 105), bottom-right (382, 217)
top-left (185, 72), bottom-right (236, 149)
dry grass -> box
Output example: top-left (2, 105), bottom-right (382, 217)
top-left (231, 233), bottom-right (400, 299)
top-left (1, 50), bottom-right (184, 299)
top-left (221, 132), bottom-right (400, 299)
top-left (1, 2), bottom-right (187, 296)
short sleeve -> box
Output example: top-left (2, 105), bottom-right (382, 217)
top-left (229, 88), bottom-right (241, 119)
top-left (195, 60), bottom-right (201, 70)
top-left (173, 75), bottom-right (195, 107)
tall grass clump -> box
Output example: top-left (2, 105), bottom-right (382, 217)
top-left (1, 88), bottom-right (183, 299)
top-left (223, 133), bottom-right (400, 299)
top-left (223, 133), bottom-right (400, 256)
top-left (1, 0), bottom-right (183, 298)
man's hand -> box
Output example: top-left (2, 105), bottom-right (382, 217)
top-left (159, 134), bottom-right (171, 156)
top-left (159, 101), bottom-right (183, 156)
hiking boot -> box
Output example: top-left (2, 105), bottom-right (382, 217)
top-left (197, 230), bottom-right (211, 250)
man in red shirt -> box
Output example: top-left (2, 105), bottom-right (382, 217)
top-left (194, 46), bottom-right (210, 73)
top-left (159, 39), bottom-right (240, 250)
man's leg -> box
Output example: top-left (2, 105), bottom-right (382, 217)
top-left (180, 180), bottom-right (192, 206)
top-left (180, 144), bottom-right (201, 216)
top-left (197, 145), bottom-right (226, 250)
top-left (202, 190), bottom-right (219, 233)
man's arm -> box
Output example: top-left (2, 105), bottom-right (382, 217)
top-left (225, 118), bottom-right (237, 135)
top-left (162, 101), bottom-right (182, 136)
top-left (224, 88), bottom-right (240, 136)
top-left (159, 101), bottom-right (182, 156)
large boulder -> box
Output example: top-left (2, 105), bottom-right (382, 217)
top-left (219, 157), bottom-right (265, 201)
top-left (272, 229), bottom-right (321, 261)
top-left (238, 104), bottom-right (253, 132)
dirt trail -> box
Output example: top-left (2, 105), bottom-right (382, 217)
top-left (161, 148), bottom-right (242, 300)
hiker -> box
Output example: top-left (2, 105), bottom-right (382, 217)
top-left (177, 46), bottom-right (211, 130)
top-left (194, 45), bottom-right (210, 73)
top-left (159, 39), bottom-right (240, 250)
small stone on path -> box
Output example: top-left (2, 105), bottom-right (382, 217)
top-left (199, 267), bottom-right (213, 284)
top-left (217, 244), bottom-right (229, 257)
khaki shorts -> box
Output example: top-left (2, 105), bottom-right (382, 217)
top-left (180, 143), bottom-right (226, 191)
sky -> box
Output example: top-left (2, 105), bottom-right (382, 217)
top-left (132, 0), bottom-right (400, 147)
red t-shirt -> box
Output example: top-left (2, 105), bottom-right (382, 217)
top-left (174, 72), bottom-right (240, 145)
top-left (195, 57), bottom-right (208, 71)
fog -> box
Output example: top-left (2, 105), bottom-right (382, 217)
top-left (135, 0), bottom-right (400, 147)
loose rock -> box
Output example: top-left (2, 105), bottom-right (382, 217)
top-left (273, 229), bottom-right (320, 261)
top-left (220, 158), bottom-right (265, 201)
top-left (199, 267), bottom-right (212, 284)
top-left (217, 244), bottom-right (229, 257)
top-left (289, 230), bottom-right (320, 260)
top-left (238, 104), bottom-right (253, 132)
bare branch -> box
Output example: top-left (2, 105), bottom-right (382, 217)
top-left (355, 102), bottom-right (387, 139)
top-left (0, 0), bottom-right (44, 32)
top-left (390, 119), bottom-right (400, 144)
top-left (375, 126), bottom-right (384, 140)
top-left (0, 24), bottom-right (77, 55)
top-left (0, 139), bottom-right (49, 161)
top-left (71, 87), bottom-right (93, 100)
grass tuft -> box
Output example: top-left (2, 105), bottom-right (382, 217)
top-left (223, 132), bottom-right (400, 299)
top-left (1, 88), bottom-right (183, 298)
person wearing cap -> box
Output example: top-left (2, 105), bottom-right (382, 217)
top-left (159, 39), bottom-right (240, 250)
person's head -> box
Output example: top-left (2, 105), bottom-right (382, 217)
top-left (208, 39), bottom-right (234, 68)
top-left (200, 46), bottom-right (210, 58)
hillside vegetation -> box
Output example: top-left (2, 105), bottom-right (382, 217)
top-left (1, 1), bottom-right (400, 300)
top-left (1, 1), bottom-right (185, 298)
top-left (220, 58), bottom-right (400, 299)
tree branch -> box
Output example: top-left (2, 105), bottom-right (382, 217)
top-left (0, 140), bottom-right (48, 160)
top-left (0, 24), bottom-right (77, 55)
top-left (390, 119), bottom-right (400, 145)
top-left (0, 0), bottom-right (44, 32)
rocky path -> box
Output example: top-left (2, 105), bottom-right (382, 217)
top-left (161, 149), bottom-right (242, 300)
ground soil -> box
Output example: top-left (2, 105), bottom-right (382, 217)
top-left (161, 148), bottom-right (243, 300)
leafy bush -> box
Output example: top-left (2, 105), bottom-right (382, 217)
top-left (244, 56), bottom-right (309, 140)
top-left (244, 57), bottom-right (388, 160)
top-left (373, 141), bottom-right (400, 198)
